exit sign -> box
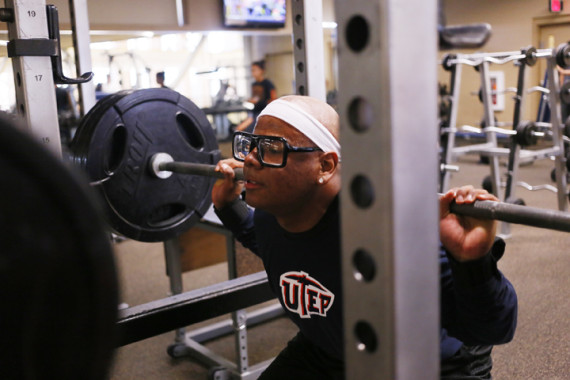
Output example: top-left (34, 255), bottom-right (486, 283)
top-left (550, 0), bottom-right (563, 12)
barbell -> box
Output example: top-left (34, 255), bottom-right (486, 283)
top-left (460, 122), bottom-right (545, 147)
top-left (448, 197), bottom-right (570, 233)
top-left (148, 154), bottom-right (570, 234)
top-left (441, 42), bottom-right (570, 70)
top-left (151, 152), bottom-right (570, 233)
top-left (69, 88), bottom-right (570, 241)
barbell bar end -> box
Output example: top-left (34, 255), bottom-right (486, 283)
top-left (149, 153), bottom-right (174, 179)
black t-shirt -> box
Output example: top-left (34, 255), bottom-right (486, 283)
top-left (253, 197), bottom-right (343, 360)
top-left (215, 196), bottom-right (517, 364)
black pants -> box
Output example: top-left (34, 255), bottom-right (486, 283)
top-left (441, 345), bottom-right (493, 380)
top-left (260, 334), bottom-right (492, 380)
top-left (258, 332), bottom-right (344, 380)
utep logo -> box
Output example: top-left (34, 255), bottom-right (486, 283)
top-left (280, 271), bottom-right (335, 319)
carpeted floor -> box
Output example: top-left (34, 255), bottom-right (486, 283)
top-left (108, 149), bottom-right (570, 380)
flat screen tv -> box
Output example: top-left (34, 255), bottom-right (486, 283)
top-left (222, 0), bottom-right (287, 28)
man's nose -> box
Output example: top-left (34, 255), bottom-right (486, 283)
top-left (244, 146), bottom-right (262, 167)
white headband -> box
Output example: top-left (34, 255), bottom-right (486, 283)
top-left (257, 99), bottom-right (341, 159)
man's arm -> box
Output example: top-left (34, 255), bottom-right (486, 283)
top-left (444, 238), bottom-right (518, 345)
top-left (439, 186), bottom-right (518, 346)
top-left (211, 158), bottom-right (259, 254)
top-left (214, 198), bottom-right (259, 255)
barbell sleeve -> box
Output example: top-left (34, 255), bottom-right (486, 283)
top-left (159, 161), bottom-right (245, 181)
top-left (449, 200), bottom-right (570, 233)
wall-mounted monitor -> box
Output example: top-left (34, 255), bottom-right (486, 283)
top-left (222, 0), bottom-right (286, 29)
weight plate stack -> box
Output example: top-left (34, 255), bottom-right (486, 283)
top-left (556, 42), bottom-right (570, 69)
top-left (70, 88), bottom-right (221, 242)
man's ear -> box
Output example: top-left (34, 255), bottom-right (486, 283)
top-left (319, 152), bottom-right (339, 183)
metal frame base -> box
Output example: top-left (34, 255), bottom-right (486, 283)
top-left (162, 219), bottom-right (284, 379)
top-left (166, 303), bottom-right (284, 379)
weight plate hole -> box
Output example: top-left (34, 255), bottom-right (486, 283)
top-left (105, 124), bottom-right (127, 175)
top-left (147, 203), bottom-right (187, 227)
top-left (176, 112), bottom-right (205, 150)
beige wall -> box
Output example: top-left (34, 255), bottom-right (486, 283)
top-left (0, 0), bottom-right (340, 34)
top-left (39, 0), bottom-right (292, 33)
top-left (0, 0), bottom-right (338, 103)
top-left (8, 0), bottom-right (566, 124)
top-left (441, 0), bottom-right (570, 126)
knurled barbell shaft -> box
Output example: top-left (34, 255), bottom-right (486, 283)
top-left (159, 161), bottom-right (245, 181)
top-left (450, 200), bottom-right (570, 233)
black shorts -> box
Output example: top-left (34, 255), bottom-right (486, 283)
top-left (258, 332), bottom-right (344, 380)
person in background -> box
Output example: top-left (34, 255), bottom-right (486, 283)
top-left (55, 85), bottom-right (72, 114)
top-left (95, 83), bottom-right (110, 101)
top-left (235, 60), bottom-right (277, 133)
top-left (156, 71), bottom-right (168, 88)
top-left (55, 85), bottom-right (75, 145)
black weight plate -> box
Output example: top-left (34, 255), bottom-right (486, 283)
top-left (506, 197), bottom-right (526, 206)
top-left (82, 88), bottom-right (220, 242)
top-left (556, 42), bottom-right (570, 69)
top-left (523, 46), bottom-right (537, 67)
top-left (0, 113), bottom-right (118, 380)
top-left (516, 121), bottom-right (537, 147)
top-left (564, 115), bottom-right (570, 138)
top-left (442, 54), bottom-right (456, 71)
top-left (70, 90), bottom-right (133, 173)
top-left (482, 175), bottom-right (493, 193)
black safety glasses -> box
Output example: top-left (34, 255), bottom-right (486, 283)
top-left (232, 131), bottom-right (322, 168)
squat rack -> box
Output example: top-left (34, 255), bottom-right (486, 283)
top-left (335, 1), bottom-right (439, 378)
top-left (3, 0), bottom-right (446, 379)
top-left (2, 0), bottom-right (95, 156)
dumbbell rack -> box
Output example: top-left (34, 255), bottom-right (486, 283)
top-left (439, 46), bottom-right (569, 237)
top-left (501, 56), bottom-right (569, 236)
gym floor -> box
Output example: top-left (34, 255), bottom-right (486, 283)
top-left (108, 147), bottom-right (570, 380)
